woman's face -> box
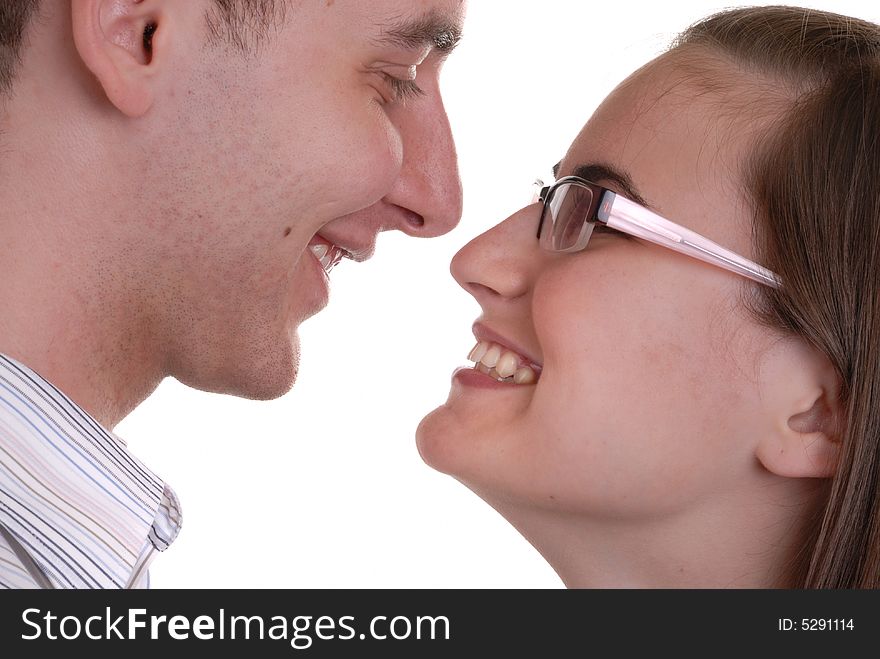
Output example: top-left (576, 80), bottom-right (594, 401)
top-left (417, 53), bottom-right (787, 520)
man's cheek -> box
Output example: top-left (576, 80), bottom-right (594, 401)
top-left (340, 112), bottom-right (403, 207)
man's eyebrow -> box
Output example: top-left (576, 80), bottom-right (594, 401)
top-left (552, 161), bottom-right (652, 209)
top-left (375, 10), bottom-right (464, 56)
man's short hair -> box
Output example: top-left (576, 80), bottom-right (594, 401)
top-left (0, 0), bottom-right (286, 95)
top-left (206, 0), bottom-right (288, 53)
top-left (0, 0), bottom-right (40, 93)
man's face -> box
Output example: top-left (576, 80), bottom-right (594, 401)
top-left (131, 0), bottom-right (465, 398)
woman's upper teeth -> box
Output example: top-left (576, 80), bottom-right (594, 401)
top-left (468, 340), bottom-right (539, 384)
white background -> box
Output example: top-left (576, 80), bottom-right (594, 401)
top-left (118, 0), bottom-right (880, 588)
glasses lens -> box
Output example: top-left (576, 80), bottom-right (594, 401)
top-left (540, 182), bottom-right (595, 251)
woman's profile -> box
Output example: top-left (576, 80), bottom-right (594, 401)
top-left (418, 5), bottom-right (880, 588)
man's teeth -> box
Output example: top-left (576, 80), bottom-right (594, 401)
top-left (467, 341), bottom-right (539, 384)
top-left (309, 242), bottom-right (341, 273)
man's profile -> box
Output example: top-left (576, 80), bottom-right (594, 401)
top-left (0, 0), bottom-right (465, 588)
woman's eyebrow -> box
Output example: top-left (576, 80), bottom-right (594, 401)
top-left (552, 161), bottom-right (653, 209)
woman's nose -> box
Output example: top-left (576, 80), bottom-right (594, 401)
top-left (450, 205), bottom-right (544, 305)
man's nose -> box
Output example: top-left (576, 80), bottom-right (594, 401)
top-left (383, 93), bottom-right (463, 238)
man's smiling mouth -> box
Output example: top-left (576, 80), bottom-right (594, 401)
top-left (308, 235), bottom-right (351, 275)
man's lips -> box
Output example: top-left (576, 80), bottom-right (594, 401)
top-left (308, 235), bottom-right (348, 273)
top-left (313, 230), bottom-right (376, 263)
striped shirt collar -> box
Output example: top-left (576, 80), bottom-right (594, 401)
top-left (0, 353), bottom-right (181, 588)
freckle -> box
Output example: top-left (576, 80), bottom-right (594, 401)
top-left (549, 495), bottom-right (555, 500)
top-left (284, 227), bottom-right (292, 237)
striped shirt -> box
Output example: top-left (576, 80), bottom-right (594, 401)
top-left (0, 354), bottom-right (181, 589)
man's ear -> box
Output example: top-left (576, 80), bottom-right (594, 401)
top-left (755, 339), bottom-right (843, 479)
top-left (71, 0), bottom-right (169, 117)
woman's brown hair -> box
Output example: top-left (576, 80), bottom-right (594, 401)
top-left (673, 6), bottom-right (880, 587)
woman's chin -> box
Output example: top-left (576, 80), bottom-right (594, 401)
top-left (415, 406), bottom-right (456, 474)
top-left (415, 403), bottom-right (491, 480)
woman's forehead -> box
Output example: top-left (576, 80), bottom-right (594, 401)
top-left (560, 53), bottom-right (765, 253)
top-left (569, 52), bottom-right (778, 179)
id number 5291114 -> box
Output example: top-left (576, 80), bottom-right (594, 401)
top-left (778, 618), bottom-right (854, 631)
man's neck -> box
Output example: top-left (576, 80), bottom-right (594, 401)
top-left (0, 342), bottom-right (163, 432)
top-left (0, 224), bottom-right (164, 430)
top-left (0, 21), bottom-right (167, 429)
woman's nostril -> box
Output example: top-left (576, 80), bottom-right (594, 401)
top-left (464, 281), bottom-right (502, 300)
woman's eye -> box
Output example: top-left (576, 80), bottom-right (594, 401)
top-left (591, 224), bottom-right (634, 241)
top-left (381, 73), bottom-right (425, 103)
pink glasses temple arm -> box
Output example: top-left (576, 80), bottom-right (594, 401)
top-left (600, 194), bottom-right (782, 289)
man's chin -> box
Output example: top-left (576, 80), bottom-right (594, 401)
top-left (174, 338), bottom-right (301, 401)
top-left (226, 375), bottom-right (298, 401)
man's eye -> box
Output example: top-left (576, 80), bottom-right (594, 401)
top-left (381, 73), bottom-right (425, 103)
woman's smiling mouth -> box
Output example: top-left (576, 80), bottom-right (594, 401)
top-left (467, 339), bottom-right (541, 384)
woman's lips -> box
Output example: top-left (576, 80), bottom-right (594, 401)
top-left (472, 323), bottom-right (543, 371)
top-left (467, 340), bottom-right (539, 384)
top-left (453, 334), bottom-right (542, 390)
top-left (452, 366), bottom-right (522, 389)
top-left (463, 322), bottom-right (543, 386)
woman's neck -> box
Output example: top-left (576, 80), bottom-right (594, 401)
top-left (482, 477), bottom-right (822, 588)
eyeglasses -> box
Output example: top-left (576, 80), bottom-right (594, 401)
top-left (534, 176), bottom-right (782, 288)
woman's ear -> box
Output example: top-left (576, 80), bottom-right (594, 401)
top-left (755, 339), bottom-right (842, 479)
top-left (70, 0), bottom-right (170, 117)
